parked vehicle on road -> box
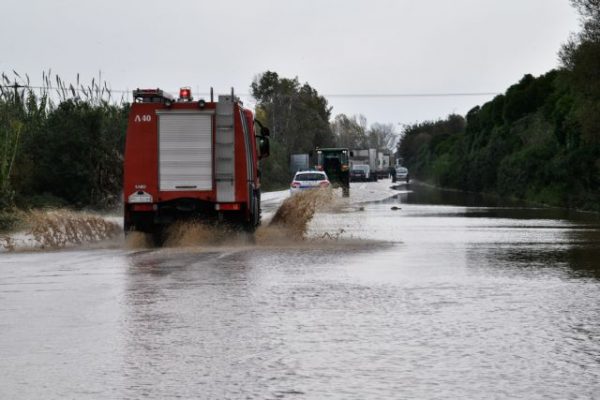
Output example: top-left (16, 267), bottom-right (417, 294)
top-left (350, 165), bottom-right (372, 182)
top-left (350, 149), bottom-right (377, 180)
top-left (290, 170), bottom-right (330, 194)
top-left (395, 166), bottom-right (410, 183)
top-left (375, 152), bottom-right (391, 179)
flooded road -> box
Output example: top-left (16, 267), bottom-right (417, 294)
top-left (1, 181), bottom-right (600, 399)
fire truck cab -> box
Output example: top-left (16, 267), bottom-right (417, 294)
top-left (123, 87), bottom-right (269, 242)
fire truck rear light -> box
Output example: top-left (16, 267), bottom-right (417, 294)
top-left (131, 204), bottom-right (153, 212)
top-left (215, 203), bottom-right (241, 211)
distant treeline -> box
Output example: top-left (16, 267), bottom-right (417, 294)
top-left (250, 71), bottom-right (397, 190)
top-left (0, 73), bottom-right (128, 228)
top-left (398, 0), bottom-right (600, 211)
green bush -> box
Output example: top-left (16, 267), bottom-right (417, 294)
top-left (1, 72), bottom-right (128, 210)
top-left (0, 210), bottom-right (19, 232)
top-left (398, 57), bottom-right (599, 210)
top-left (260, 140), bottom-right (292, 191)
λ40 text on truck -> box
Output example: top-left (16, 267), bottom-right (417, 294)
top-left (123, 87), bottom-right (270, 243)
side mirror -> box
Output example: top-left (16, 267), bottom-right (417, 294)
top-left (259, 137), bottom-right (270, 159)
top-left (350, 151), bottom-right (354, 157)
top-left (261, 127), bottom-right (270, 137)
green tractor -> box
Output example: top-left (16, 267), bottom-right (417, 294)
top-left (315, 148), bottom-right (351, 197)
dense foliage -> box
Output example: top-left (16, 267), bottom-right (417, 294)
top-left (397, 0), bottom-right (600, 211)
top-left (0, 73), bottom-right (128, 221)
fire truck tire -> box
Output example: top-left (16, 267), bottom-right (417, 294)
top-left (245, 193), bottom-right (260, 232)
top-left (255, 191), bottom-right (262, 226)
top-left (151, 225), bottom-right (165, 246)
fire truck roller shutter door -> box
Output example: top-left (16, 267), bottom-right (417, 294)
top-left (157, 111), bottom-right (213, 191)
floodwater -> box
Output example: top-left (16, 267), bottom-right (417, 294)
top-left (1, 181), bottom-right (600, 399)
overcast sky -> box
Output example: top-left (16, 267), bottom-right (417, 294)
top-left (2, 0), bottom-right (580, 129)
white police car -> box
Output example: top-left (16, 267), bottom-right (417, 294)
top-left (290, 170), bottom-right (331, 194)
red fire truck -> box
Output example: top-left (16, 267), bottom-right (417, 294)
top-left (123, 87), bottom-right (270, 242)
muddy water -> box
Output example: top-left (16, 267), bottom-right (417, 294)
top-left (1, 182), bottom-right (600, 399)
top-left (1, 210), bottom-right (121, 251)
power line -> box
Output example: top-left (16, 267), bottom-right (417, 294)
top-left (0, 84), bottom-right (130, 94)
top-left (180, 92), bottom-right (501, 98)
top-left (321, 92), bottom-right (500, 98)
top-left (0, 84), bottom-right (500, 99)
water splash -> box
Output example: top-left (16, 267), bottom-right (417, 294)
top-left (162, 220), bottom-right (255, 248)
top-left (155, 189), bottom-right (335, 248)
top-left (124, 231), bottom-right (152, 250)
top-left (1, 210), bottom-right (121, 251)
top-left (27, 210), bottom-right (121, 249)
top-left (265, 188), bottom-right (334, 240)
top-left (0, 189), bottom-right (346, 252)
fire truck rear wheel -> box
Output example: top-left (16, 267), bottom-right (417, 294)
top-left (245, 194), bottom-right (260, 232)
top-left (151, 225), bottom-right (165, 246)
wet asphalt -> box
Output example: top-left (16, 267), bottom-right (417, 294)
top-left (1, 180), bottom-right (600, 399)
